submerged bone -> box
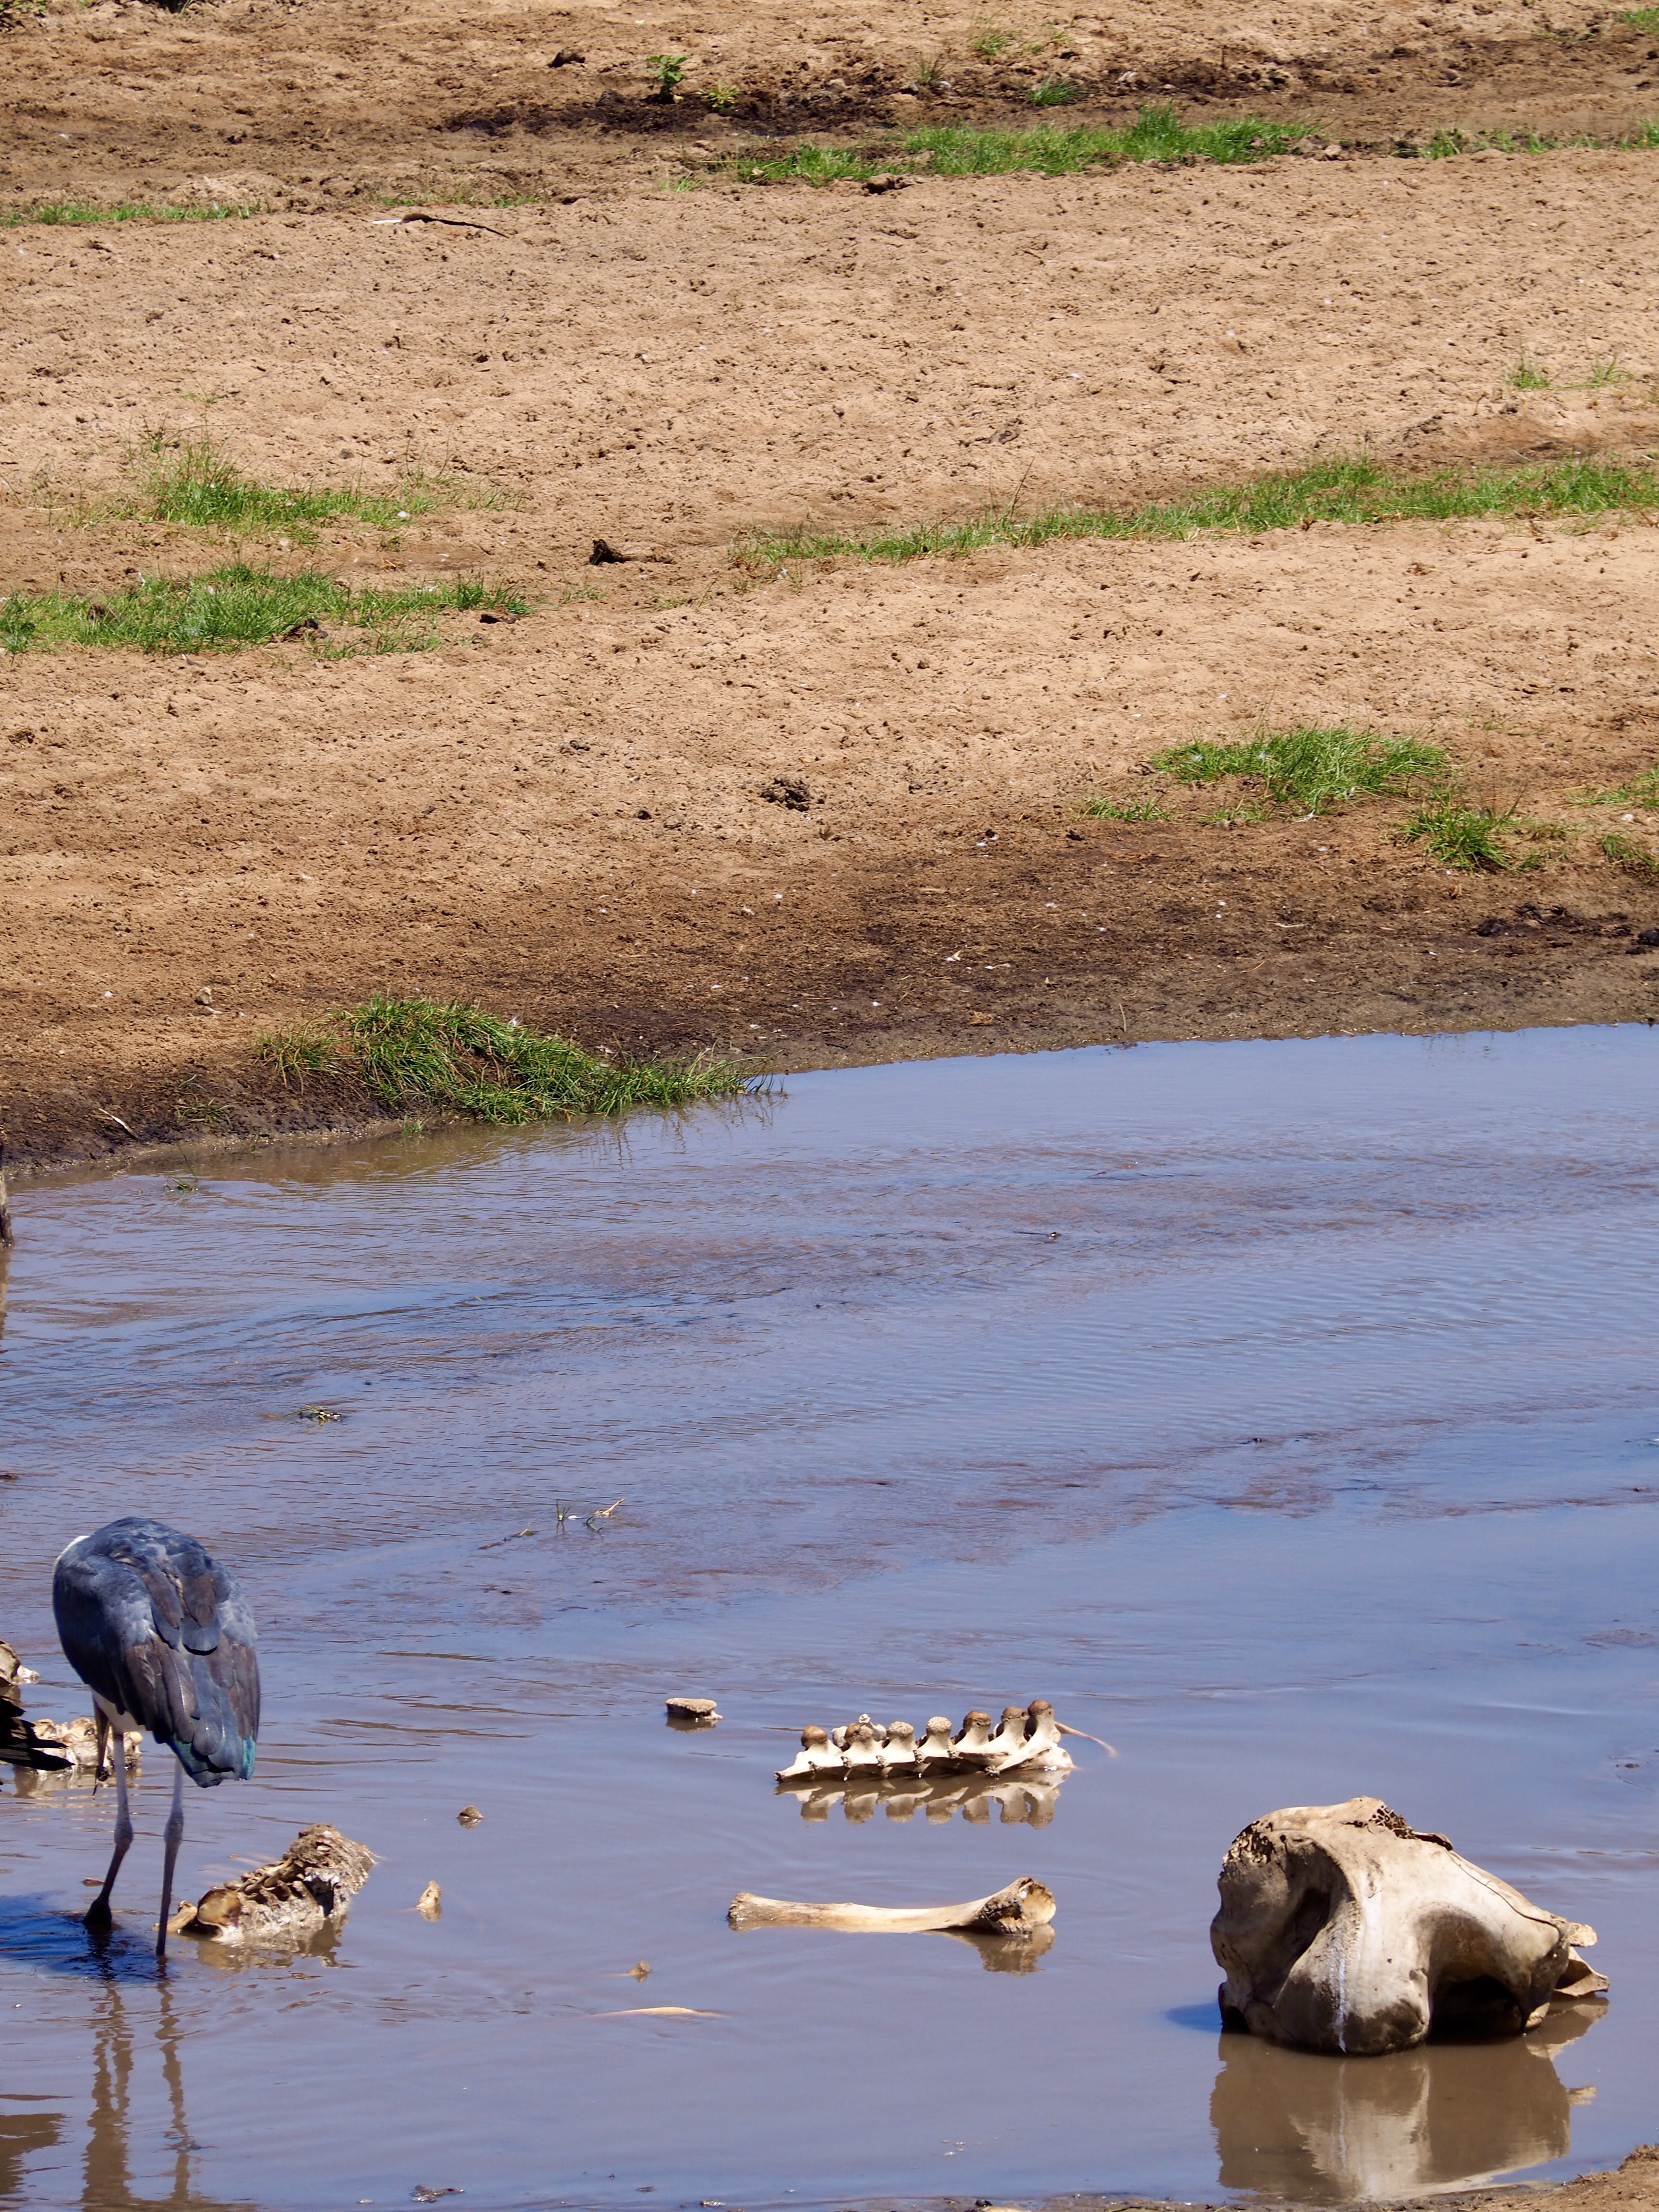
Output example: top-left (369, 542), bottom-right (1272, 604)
top-left (1212, 1796), bottom-right (1608, 2056)
top-left (729, 1875), bottom-right (1055, 1938)
top-left (177, 1824), bottom-right (375, 1944)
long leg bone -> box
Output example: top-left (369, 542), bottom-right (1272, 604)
top-left (729, 1875), bottom-right (1055, 1937)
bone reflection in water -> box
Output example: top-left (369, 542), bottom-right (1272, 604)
top-left (779, 1767), bottom-right (1063, 1826)
top-left (84, 1978), bottom-right (254, 2212)
top-left (1211, 2002), bottom-right (1603, 2202)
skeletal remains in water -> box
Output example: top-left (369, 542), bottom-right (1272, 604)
top-left (730, 1875), bottom-right (1055, 1940)
top-left (776, 1700), bottom-right (1082, 1783)
top-left (170, 1824), bottom-right (375, 1943)
top-left (1212, 1796), bottom-right (1609, 2056)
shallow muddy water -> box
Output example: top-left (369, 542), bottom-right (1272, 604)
top-left (1, 1025), bottom-right (1658, 2211)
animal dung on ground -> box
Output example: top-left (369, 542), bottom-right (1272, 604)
top-left (457, 1803), bottom-right (482, 1827)
top-left (665, 1695), bottom-right (720, 1727)
top-left (589, 537), bottom-right (668, 565)
top-left (758, 774), bottom-right (813, 811)
top-left (775, 1702), bottom-right (1073, 1785)
top-left (1212, 1796), bottom-right (1609, 2056)
top-left (173, 1824), bottom-right (375, 1944)
top-left (416, 1881), bottom-right (442, 1919)
top-left (729, 1875), bottom-right (1055, 1940)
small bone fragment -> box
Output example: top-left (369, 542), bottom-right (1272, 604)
top-left (417, 1882), bottom-right (442, 1919)
top-left (729, 1875), bottom-right (1055, 1937)
top-left (1213, 1797), bottom-right (1608, 2055)
top-left (178, 1825), bottom-right (375, 1944)
top-left (457, 1804), bottom-right (482, 1827)
top-left (665, 1696), bottom-right (720, 1725)
top-left (628, 1960), bottom-right (650, 1980)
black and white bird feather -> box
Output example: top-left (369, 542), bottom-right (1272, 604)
top-left (54, 1517), bottom-right (259, 1784)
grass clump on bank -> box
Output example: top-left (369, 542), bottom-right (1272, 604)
top-left (136, 433), bottom-right (434, 534)
top-left (1601, 830), bottom-right (1659, 880)
top-left (257, 996), bottom-right (745, 1122)
top-left (0, 199), bottom-right (259, 228)
top-left (724, 104), bottom-right (1314, 185)
top-left (1151, 725), bottom-right (1446, 817)
top-left (0, 566), bottom-right (525, 658)
top-left (745, 454), bottom-right (1659, 570)
top-left (1401, 795), bottom-right (1516, 870)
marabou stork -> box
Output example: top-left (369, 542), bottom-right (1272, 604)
top-left (53, 1517), bottom-right (260, 1960)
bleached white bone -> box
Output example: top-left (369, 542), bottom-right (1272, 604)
top-left (881, 1719), bottom-right (918, 1771)
top-left (775, 1725), bottom-right (843, 1782)
top-left (1211, 1796), bottom-right (1608, 2056)
top-left (729, 1875), bottom-right (1055, 1937)
top-left (952, 1709), bottom-right (997, 1763)
top-left (842, 1721), bottom-right (885, 1772)
top-left (991, 1698), bottom-right (1073, 1773)
top-left (916, 1715), bottom-right (957, 1767)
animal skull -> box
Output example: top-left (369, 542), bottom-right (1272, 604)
top-left (1211, 1797), bottom-right (1608, 2056)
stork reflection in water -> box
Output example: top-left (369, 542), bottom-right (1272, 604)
top-left (53, 1519), bottom-right (260, 1960)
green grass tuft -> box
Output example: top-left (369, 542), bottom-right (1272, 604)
top-left (338, 994), bottom-right (745, 1121)
top-left (1622, 7), bottom-right (1659, 28)
top-left (1152, 724), bottom-right (1446, 816)
top-left (1402, 796), bottom-right (1515, 870)
top-left (0, 566), bottom-right (526, 658)
top-left (1508, 352), bottom-right (1550, 389)
top-left (1601, 830), bottom-right (1659, 880)
top-left (0, 199), bottom-right (259, 228)
top-left (138, 433), bottom-right (433, 534)
top-left (255, 1023), bottom-right (337, 1087)
top-left (724, 104), bottom-right (1315, 185)
top-left (1572, 763), bottom-right (1659, 808)
top-left (743, 453), bottom-right (1659, 568)
top-left (1080, 792), bottom-right (1173, 821)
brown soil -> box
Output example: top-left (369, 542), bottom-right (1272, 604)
top-left (1056, 2144), bottom-right (1659, 2212)
top-left (3, 0), bottom-right (1659, 1170)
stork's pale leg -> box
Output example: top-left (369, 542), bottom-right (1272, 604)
top-left (155, 1762), bottom-right (185, 1961)
top-left (84, 1731), bottom-right (132, 1929)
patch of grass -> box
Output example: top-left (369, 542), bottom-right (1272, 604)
top-left (1602, 830), bottom-right (1659, 880)
top-left (971, 21), bottom-right (1018, 58)
top-left (1508, 351), bottom-right (1550, 389)
top-left (743, 453), bottom-right (1659, 568)
top-left (0, 566), bottom-right (527, 658)
top-left (1622, 7), bottom-right (1659, 29)
top-left (1080, 792), bottom-right (1173, 821)
top-left (1571, 764), bottom-right (1659, 808)
top-left (137, 433), bottom-right (433, 534)
top-left (1151, 724), bottom-right (1447, 816)
top-left (1402, 796), bottom-right (1515, 870)
top-left (723, 103), bottom-right (1314, 184)
top-left (0, 199), bottom-right (259, 227)
top-left (1587, 352), bottom-right (1627, 386)
top-left (255, 1022), bottom-right (337, 1088)
top-left (1029, 74), bottom-right (1083, 104)
top-left (338, 994), bottom-right (745, 1122)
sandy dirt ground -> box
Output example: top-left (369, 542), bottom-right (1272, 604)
top-left (2, 0), bottom-right (1658, 1169)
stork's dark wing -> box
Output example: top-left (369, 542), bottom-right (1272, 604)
top-left (53, 1517), bottom-right (259, 1786)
